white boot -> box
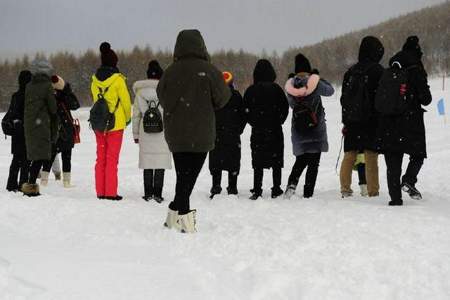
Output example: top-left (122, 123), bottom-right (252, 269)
top-left (40, 171), bottom-right (50, 186)
top-left (284, 185), bottom-right (296, 199)
top-left (164, 208), bottom-right (180, 230)
top-left (179, 210), bottom-right (197, 233)
top-left (63, 172), bottom-right (73, 188)
top-left (359, 184), bottom-right (368, 197)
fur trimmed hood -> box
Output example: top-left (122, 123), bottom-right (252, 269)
top-left (133, 79), bottom-right (159, 94)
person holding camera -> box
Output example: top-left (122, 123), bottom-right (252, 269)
top-left (284, 54), bottom-right (334, 199)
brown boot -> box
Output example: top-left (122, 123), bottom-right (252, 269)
top-left (340, 151), bottom-right (357, 197)
top-left (22, 183), bottom-right (40, 197)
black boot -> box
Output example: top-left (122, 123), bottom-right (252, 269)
top-left (389, 199), bottom-right (403, 206)
top-left (227, 172), bottom-right (238, 195)
top-left (303, 184), bottom-right (314, 198)
top-left (210, 170), bottom-right (222, 199)
top-left (153, 187), bottom-right (164, 203)
top-left (249, 189), bottom-right (262, 200)
top-left (210, 186), bottom-right (222, 199)
top-left (271, 187), bottom-right (284, 199)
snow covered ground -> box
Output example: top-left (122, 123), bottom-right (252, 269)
top-left (1, 78), bottom-right (449, 299)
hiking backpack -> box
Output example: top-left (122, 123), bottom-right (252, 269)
top-left (89, 87), bottom-right (119, 132)
top-left (292, 97), bottom-right (320, 133)
top-left (375, 63), bottom-right (415, 116)
top-left (143, 100), bottom-right (163, 133)
top-left (340, 64), bottom-right (375, 123)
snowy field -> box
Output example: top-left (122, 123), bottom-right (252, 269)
top-left (1, 78), bottom-right (449, 299)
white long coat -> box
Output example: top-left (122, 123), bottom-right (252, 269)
top-left (132, 80), bottom-right (172, 170)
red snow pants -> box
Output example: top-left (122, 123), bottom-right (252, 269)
top-left (95, 130), bottom-right (124, 197)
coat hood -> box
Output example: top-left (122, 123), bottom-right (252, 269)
top-left (173, 29), bottom-right (209, 62)
top-left (358, 36), bottom-right (384, 63)
top-left (253, 59), bottom-right (276, 84)
top-left (92, 73), bottom-right (125, 89)
top-left (95, 66), bottom-right (120, 81)
top-left (30, 59), bottom-right (53, 76)
top-left (132, 79), bottom-right (159, 94)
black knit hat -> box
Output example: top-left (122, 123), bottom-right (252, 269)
top-left (100, 42), bottom-right (118, 67)
top-left (18, 70), bottom-right (32, 89)
top-left (146, 60), bottom-right (163, 80)
top-left (295, 53), bottom-right (312, 73)
top-left (402, 36), bottom-right (423, 59)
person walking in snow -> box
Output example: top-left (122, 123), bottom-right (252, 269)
top-left (339, 36), bottom-right (384, 198)
top-left (41, 75), bottom-right (80, 188)
top-left (244, 59), bottom-right (289, 200)
top-left (90, 42), bottom-right (132, 201)
top-left (132, 60), bottom-right (172, 203)
top-left (5, 70), bottom-right (32, 192)
top-left (22, 59), bottom-right (58, 197)
top-left (284, 54), bottom-right (334, 199)
top-left (157, 29), bottom-right (230, 233)
top-left (209, 71), bottom-right (247, 199)
top-left (376, 36), bottom-right (432, 206)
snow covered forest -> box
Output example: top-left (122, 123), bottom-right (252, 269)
top-left (0, 1), bottom-right (449, 110)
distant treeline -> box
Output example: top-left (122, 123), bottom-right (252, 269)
top-left (1, 1), bottom-right (449, 111)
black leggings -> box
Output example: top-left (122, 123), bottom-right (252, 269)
top-left (143, 169), bottom-right (165, 196)
top-left (29, 160), bottom-right (46, 184)
top-left (169, 152), bottom-right (207, 215)
top-left (7, 154), bottom-right (30, 190)
top-left (287, 153), bottom-right (321, 196)
top-left (42, 149), bottom-right (72, 173)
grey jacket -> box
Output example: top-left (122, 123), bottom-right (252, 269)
top-left (286, 77), bottom-right (334, 156)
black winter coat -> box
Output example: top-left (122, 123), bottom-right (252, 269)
top-left (9, 90), bottom-right (27, 156)
top-left (376, 50), bottom-right (432, 158)
top-left (342, 36), bottom-right (384, 152)
top-left (54, 84), bottom-right (80, 152)
top-left (209, 87), bottom-right (246, 173)
top-left (244, 82), bottom-right (289, 169)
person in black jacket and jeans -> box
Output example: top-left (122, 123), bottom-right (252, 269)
top-left (244, 59), bottom-right (289, 200)
top-left (209, 71), bottom-right (246, 199)
top-left (6, 70), bottom-right (32, 192)
top-left (41, 75), bottom-right (80, 188)
top-left (377, 36), bottom-right (432, 206)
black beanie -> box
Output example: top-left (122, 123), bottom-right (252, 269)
top-left (295, 53), bottom-right (312, 73)
top-left (18, 70), bottom-right (32, 89)
top-left (402, 36), bottom-right (423, 59)
top-left (100, 42), bottom-right (118, 67)
top-left (146, 60), bottom-right (163, 80)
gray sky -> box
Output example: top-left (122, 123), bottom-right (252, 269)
top-left (0, 0), bottom-right (445, 59)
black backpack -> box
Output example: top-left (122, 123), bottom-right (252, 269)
top-left (340, 63), bottom-right (376, 123)
top-left (1, 108), bottom-right (14, 137)
top-left (143, 100), bottom-right (163, 133)
top-left (89, 87), bottom-right (119, 132)
top-left (375, 63), bottom-right (415, 116)
top-left (292, 97), bottom-right (320, 133)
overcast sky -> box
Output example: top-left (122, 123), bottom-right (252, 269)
top-left (0, 0), bottom-right (445, 59)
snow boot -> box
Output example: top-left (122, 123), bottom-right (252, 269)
top-left (164, 208), bottom-right (180, 230)
top-left (271, 187), bottom-right (284, 199)
top-left (341, 191), bottom-right (353, 198)
top-left (227, 186), bottom-right (238, 195)
top-left (142, 195), bottom-right (152, 202)
top-left (209, 186), bottom-right (222, 199)
top-left (63, 172), bottom-right (73, 188)
top-left (153, 188), bottom-right (164, 203)
top-left (401, 182), bottom-right (422, 200)
top-left (389, 199), bottom-right (403, 206)
top-left (54, 172), bottom-right (61, 181)
top-left (40, 171), bottom-right (50, 186)
top-left (284, 185), bottom-right (296, 199)
top-left (179, 210), bottom-right (197, 233)
top-left (104, 195), bottom-right (123, 201)
top-left (359, 184), bottom-right (368, 197)
top-left (303, 184), bottom-right (315, 198)
top-left (249, 189), bottom-right (262, 200)
top-left (22, 183), bottom-right (40, 197)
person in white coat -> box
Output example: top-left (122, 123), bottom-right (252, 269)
top-left (132, 60), bottom-right (172, 202)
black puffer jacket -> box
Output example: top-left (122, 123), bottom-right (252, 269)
top-left (376, 50), bottom-right (432, 157)
top-left (54, 84), bottom-right (80, 152)
top-left (341, 36), bottom-right (384, 152)
top-left (209, 86), bottom-right (246, 173)
top-left (9, 71), bottom-right (32, 155)
top-left (244, 60), bottom-right (289, 169)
